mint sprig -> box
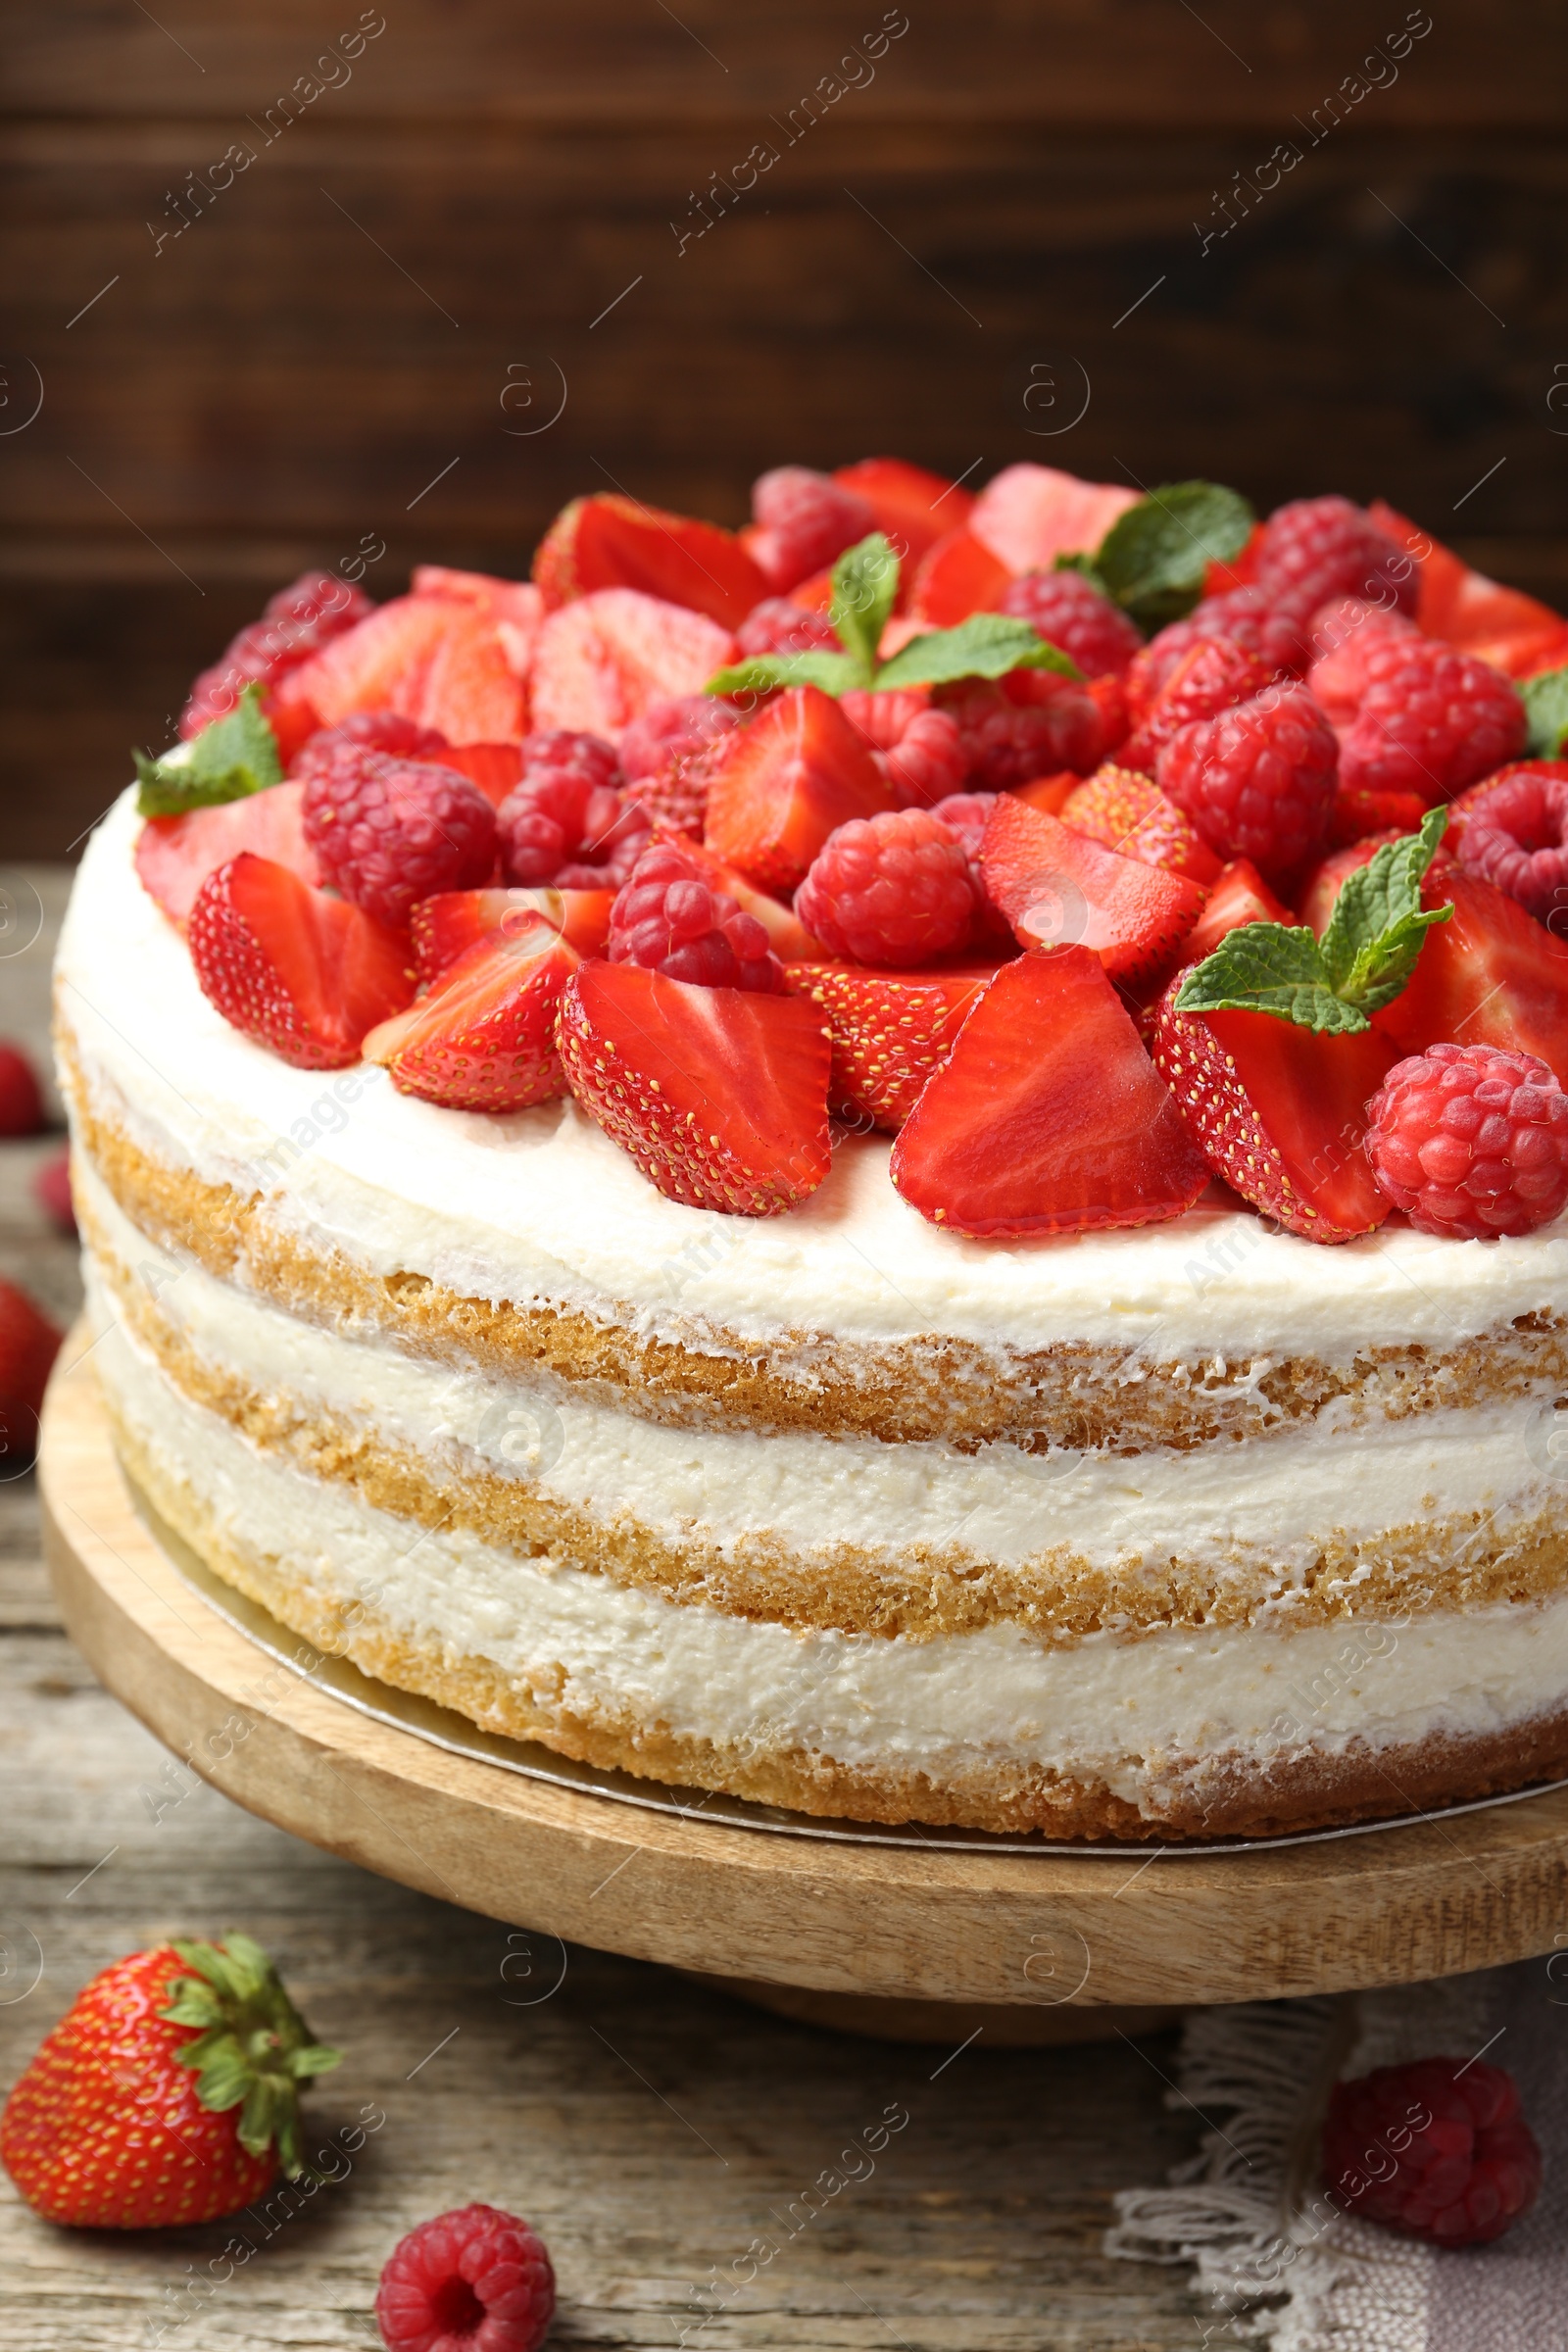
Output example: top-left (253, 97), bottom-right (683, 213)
top-left (706, 532), bottom-right (1082, 701)
top-left (134, 684), bottom-right (282, 817)
top-left (1521, 665), bottom-right (1568, 759)
top-left (1057, 480), bottom-right (1254, 632)
top-left (1175, 808), bottom-right (1453, 1035)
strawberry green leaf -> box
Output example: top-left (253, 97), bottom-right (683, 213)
top-left (829, 532), bottom-right (901, 681)
top-left (1173, 921), bottom-right (1371, 1034)
top-left (706, 650), bottom-right (863, 699)
top-left (1089, 480), bottom-right (1254, 631)
top-left (874, 612), bottom-right (1082, 691)
top-left (1319, 806), bottom-right (1453, 1012)
top-left (163, 1934), bottom-right (342, 2181)
top-left (134, 686), bottom-right (283, 817)
top-left (1521, 665), bottom-right (1568, 759)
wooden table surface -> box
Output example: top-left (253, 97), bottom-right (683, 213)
top-left (0, 869), bottom-right (1203, 2349)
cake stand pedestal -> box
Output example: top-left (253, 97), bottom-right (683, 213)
top-left (38, 1344), bottom-right (1568, 2042)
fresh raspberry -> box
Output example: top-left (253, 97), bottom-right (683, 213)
top-left (735, 598), bottom-right (842, 658)
top-left (933, 673), bottom-right (1102, 790)
top-left (995, 570), bottom-right (1143, 677)
top-left (610, 841), bottom-right (783, 992)
top-left (1322, 2057), bottom-right (1543, 2246)
top-left (289, 710), bottom-right (450, 784)
top-left (1338, 639), bottom-right (1526, 804)
top-left (619, 696), bottom-right (743, 838)
top-left (1453, 760), bottom-right (1568, 922)
top-left (1252, 494), bottom-right (1419, 620)
top-left (181, 572), bottom-right (372, 736)
top-left (840, 689), bottom-right (968, 808)
top-left (1157, 681), bottom-right (1338, 881)
top-left (794, 808), bottom-right (975, 965)
top-left (32, 1147), bottom-right (74, 1236)
top-left (1126, 588), bottom-right (1306, 717)
top-left (1303, 596), bottom-right (1421, 724)
top-left (0, 1042), bottom-right (42, 1137)
top-left (1121, 638), bottom-right (1272, 774)
top-left (496, 731), bottom-right (650, 889)
top-left (1365, 1042), bottom-right (1568, 1239)
top-left (749, 466), bottom-right (875, 593)
top-left (375, 2202), bottom-right (555, 2352)
top-left (302, 755), bottom-right (497, 929)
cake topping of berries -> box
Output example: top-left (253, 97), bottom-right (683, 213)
top-left (1251, 493), bottom-right (1418, 619)
top-left (496, 729), bottom-right (651, 888)
top-left (375, 2202), bottom-right (556, 2352)
top-left (838, 689), bottom-right (968, 808)
top-left (749, 466), bottom-right (877, 593)
top-left (794, 808), bottom-right (976, 965)
top-left (783, 961), bottom-right (994, 1131)
top-left (610, 841), bottom-right (784, 991)
top-left (1322, 2057), bottom-right (1542, 2247)
top-left (703, 684), bottom-right (895, 893)
top-left (995, 568), bottom-right (1144, 677)
top-left (1337, 638), bottom-right (1527, 802)
top-left (1451, 760), bottom-right (1568, 924)
top-left (1059, 765), bottom-right (1222, 884)
top-left (1364, 1042), bottom-right (1568, 1239)
top-left (188, 853), bottom-right (415, 1069)
top-left (301, 752), bottom-right (498, 930)
top-left (1156, 680), bottom-right (1339, 882)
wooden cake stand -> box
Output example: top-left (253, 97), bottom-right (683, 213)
top-left (37, 1343), bottom-right (1568, 2044)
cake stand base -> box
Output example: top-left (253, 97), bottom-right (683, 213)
top-left (39, 1339), bottom-right (1568, 2025)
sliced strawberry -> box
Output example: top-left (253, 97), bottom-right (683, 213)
top-left (530, 590), bottom-right (736, 735)
top-left (533, 495), bottom-right (764, 630)
top-left (1152, 981), bottom-right (1396, 1242)
top-left (967, 465), bottom-right (1140, 575)
top-left (908, 527), bottom-right (1013, 626)
top-left (782, 961), bottom-right (997, 1130)
top-left (365, 917), bottom-right (576, 1110)
top-left (650, 832), bottom-right (827, 961)
top-left (1202, 521), bottom-right (1264, 599)
top-left (1060, 766), bottom-right (1223, 884)
top-left (1371, 870), bottom-right (1568, 1087)
top-left (1085, 670), bottom-right (1130, 759)
top-left (412, 886), bottom-right (612, 983)
top-left (1298, 837), bottom-right (1401, 938)
top-left (411, 564), bottom-right (541, 622)
top-left (282, 596), bottom-right (458, 730)
top-left (186, 853), bottom-right (415, 1069)
top-left (830, 458), bottom-right (971, 574)
top-left (1328, 784), bottom-right (1433, 848)
top-left (435, 742), bottom-right (524, 808)
top-left (135, 782), bottom-right (321, 927)
top-left (980, 796), bottom-right (1204, 986)
top-left (412, 609), bottom-right (526, 743)
top-left (556, 959), bottom-right (832, 1215)
top-left (1368, 500), bottom-right (1566, 673)
top-left (1009, 770), bottom-right (1080, 816)
top-left (783, 564), bottom-right (837, 615)
top-left (703, 686), bottom-right (895, 895)
top-left (890, 948), bottom-right (1208, 1237)
top-left (1176, 858), bottom-right (1295, 967)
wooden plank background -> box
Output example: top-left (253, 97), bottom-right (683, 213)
top-left (3, 1), bottom-right (1567, 856)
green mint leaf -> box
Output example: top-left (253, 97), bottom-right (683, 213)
top-left (829, 532), bottom-right (900, 681)
top-left (1091, 480), bottom-right (1254, 631)
top-left (874, 613), bottom-right (1082, 692)
top-left (134, 685), bottom-right (282, 816)
top-left (1521, 666), bottom-right (1568, 759)
top-left (705, 651), bottom-right (862, 699)
top-left (1320, 806), bottom-right (1452, 1010)
top-left (1173, 921), bottom-right (1372, 1034)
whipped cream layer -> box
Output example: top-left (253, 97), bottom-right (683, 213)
top-left (79, 1166), bottom-right (1562, 1607)
top-left (60, 789), bottom-right (1568, 1364)
top-left (94, 1302), bottom-right (1568, 1797)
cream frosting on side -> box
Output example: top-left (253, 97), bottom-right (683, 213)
top-left (93, 1302), bottom-right (1568, 1797)
top-left (59, 788), bottom-right (1568, 1363)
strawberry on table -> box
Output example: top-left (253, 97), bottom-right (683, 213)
top-left (889, 948), bottom-right (1209, 1237)
top-left (0, 1934), bottom-right (340, 2229)
top-left (0, 1277), bottom-right (62, 1465)
top-left (533, 492), bottom-right (764, 628)
top-left (980, 795), bottom-right (1204, 987)
top-left (365, 916), bottom-right (578, 1111)
top-left (0, 1042), bottom-right (43, 1137)
top-left (783, 962), bottom-right (997, 1130)
top-left (135, 780), bottom-right (322, 926)
top-left (188, 854), bottom-right (416, 1069)
top-left (556, 959), bottom-right (832, 1215)
top-left (703, 685), bottom-right (895, 894)
top-left (412, 886), bottom-right (614, 982)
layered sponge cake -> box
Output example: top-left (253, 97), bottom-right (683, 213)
top-left (57, 463), bottom-right (1568, 1839)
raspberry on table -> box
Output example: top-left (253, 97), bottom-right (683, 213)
top-left (1338, 638), bottom-right (1527, 804)
top-left (995, 569), bottom-right (1143, 676)
top-left (1252, 494), bottom-right (1419, 620)
top-left (933, 673), bottom-right (1102, 790)
top-left (609, 841), bottom-right (783, 991)
top-left (1454, 760), bottom-right (1568, 922)
top-left (1365, 1042), bottom-right (1568, 1239)
top-left (1156, 680), bottom-right (1338, 881)
top-left (1121, 637), bottom-right (1272, 774)
top-left (1126, 588), bottom-right (1306, 716)
top-left (749, 466), bottom-right (876, 592)
top-left (735, 598), bottom-right (842, 658)
top-left (375, 2202), bottom-right (556, 2352)
top-left (289, 710), bottom-right (451, 784)
top-left (496, 730), bottom-right (650, 888)
top-left (301, 754), bottom-right (498, 929)
top-left (794, 808), bottom-right (976, 965)
top-left (618, 696), bottom-right (743, 839)
top-left (840, 689), bottom-right (968, 808)
top-left (0, 1042), bottom-right (42, 1138)
top-left (1322, 2056), bottom-right (1543, 2246)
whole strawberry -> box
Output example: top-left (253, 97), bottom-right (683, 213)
top-left (0, 1277), bottom-right (62, 1466)
top-left (1, 1935), bottom-right (340, 2228)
